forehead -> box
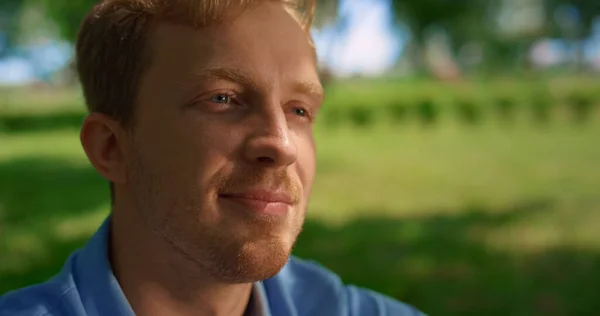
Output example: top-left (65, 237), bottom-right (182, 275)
top-left (143, 2), bottom-right (319, 93)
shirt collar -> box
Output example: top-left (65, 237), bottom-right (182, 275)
top-left (246, 280), bottom-right (271, 316)
top-left (74, 217), bottom-right (270, 316)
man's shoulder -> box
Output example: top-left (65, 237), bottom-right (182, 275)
top-left (0, 260), bottom-right (82, 316)
top-left (265, 256), bottom-right (425, 316)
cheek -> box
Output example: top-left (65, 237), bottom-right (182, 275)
top-left (295, 134), bottom-right (316, 197)
top-left (155, 120), bottom-right (243, 188)
top-left (132, 123), bottom-right (212, 182)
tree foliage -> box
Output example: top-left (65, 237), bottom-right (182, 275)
top-left (39, 0), bottom-right (97, 42)
top-left (391, 0), bottom-right (480, 44)
top-left (2, 0), bottom-right (599, 75)
top-left (313, 0), bottom-right (339, 29)
top-left (0, 0), bottom-right (27, 55)
top-left (390, 0), bottom-right (600, 74)
top-left (547, 0), bottom-right (600, 38)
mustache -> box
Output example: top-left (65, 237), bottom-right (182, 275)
top-left (214, 169), bottom-right (301, 204)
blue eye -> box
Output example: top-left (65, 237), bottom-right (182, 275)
top-left (211, 94), bottom-right (232, 104)
top-left (294, 107), bottom-right (307, 117)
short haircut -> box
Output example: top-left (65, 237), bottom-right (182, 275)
top-left (76, 0), bottom-right (316, 126)
top-left (76, 0), bottom-right (316, 204)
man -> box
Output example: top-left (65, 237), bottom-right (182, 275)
top-left (0, 0), bottom-right (424, 315)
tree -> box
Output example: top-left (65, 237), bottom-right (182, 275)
top-left (37, 0), bottom-right (344, 43)
top-left (547, 0), bottom-right (600, 70)
top-left (313, 0), bottom-right (341, 85)
top-left (390, 0), bottom-right (488, 77)
top-left (313, 0), bottom-right (339, 29)
top-left (39, 0), bottom-right (97, 42)
top-left (0, 0), bottom-right (26, 56)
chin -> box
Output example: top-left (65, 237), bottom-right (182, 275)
top-left (163, 202), bottom-right (302, 283)
top-left (216, 238), bottom-right (293, 283)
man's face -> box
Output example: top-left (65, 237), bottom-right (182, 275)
top-left (124, 2), bottom-right (322, 282)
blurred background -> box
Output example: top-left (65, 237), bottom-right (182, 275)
top-left (1, 0), bottom-right (599, 315)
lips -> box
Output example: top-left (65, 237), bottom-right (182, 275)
top-left (218, 189), bottom-right (296, 216)
top-left (220, 190), bottom-right (295, 204)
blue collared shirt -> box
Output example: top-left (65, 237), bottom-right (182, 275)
top-left (0, 219), bottom-right (424, 316)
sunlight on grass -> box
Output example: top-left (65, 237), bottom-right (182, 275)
top-left (0, 131), bottom-right (86, 162)
top-left (312, 123), bottom-right (600, 221)
top-left (1, 205), bottom-right (108, 269)
top-left (54, 205), bottom-right (110, 240)
top-left (1, 232), bottom-right (46, 272)
top-left (0, 88), bottom-right (83, 114)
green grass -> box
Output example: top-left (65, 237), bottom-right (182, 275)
top-left (1, 84), bottom-right (600, 315)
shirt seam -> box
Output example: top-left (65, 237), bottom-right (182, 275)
top-left (35, 285), bottom-right (76, 316)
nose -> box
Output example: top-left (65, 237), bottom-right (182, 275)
top-left (243, 108), bottom-right (297, 168)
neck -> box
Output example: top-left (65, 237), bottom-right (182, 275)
top-left (109, 205), bottom-right (253, 316)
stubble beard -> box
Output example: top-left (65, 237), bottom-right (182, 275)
top-left (129, 153), bottom-right (304, 284)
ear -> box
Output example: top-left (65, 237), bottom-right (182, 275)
top-left (80, 113), bottom-right (128, 184)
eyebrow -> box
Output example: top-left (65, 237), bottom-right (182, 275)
top-left (196, 67), bottom-right (260, 90)
top-left (292, 80), bottom-right (325, 104)
top-left (193, 67), bottom-right (325, 104)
